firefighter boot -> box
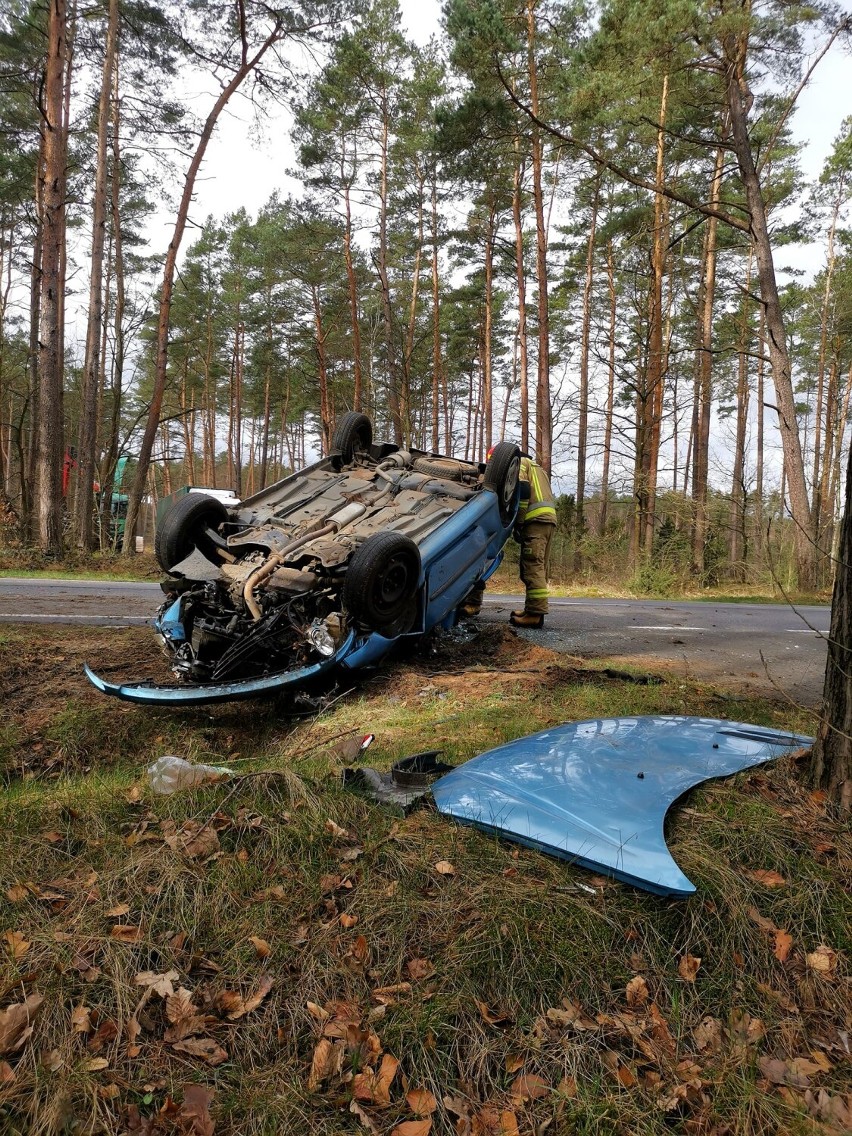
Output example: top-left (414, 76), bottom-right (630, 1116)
top-left (510, 610), bottom-right (544, 629)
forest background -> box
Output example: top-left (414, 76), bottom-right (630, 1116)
top-left (1, 0), bottom-right (851, 595)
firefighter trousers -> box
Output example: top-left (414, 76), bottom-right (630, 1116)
top-left (518, 520), bottom-right (554, 615)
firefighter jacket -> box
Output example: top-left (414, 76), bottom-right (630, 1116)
top-left (517, 457), bottom-right (557, 526)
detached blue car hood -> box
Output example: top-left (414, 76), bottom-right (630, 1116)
top-left (432, 716), bottom-right (812, 897)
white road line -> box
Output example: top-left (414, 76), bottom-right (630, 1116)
top-left (785, 629), bottom-right (824, 634)
top-left (633, 625), bottom-right (706, 631)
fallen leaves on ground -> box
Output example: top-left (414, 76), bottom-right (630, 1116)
top-left (434, 860), bottom-right (455, 876)
top-left (805, 945), bottom-right (838, 977)
top-left (213, 975), bottom-right (273, 1020)
top-left (747, 869), bottom-right (786, 888)
top-left (0, 992), bottom-right (44, 1056)
top-left (677, 954), bottom-right (701, 983)
top-left (3, 930), bottom-right (30, 961)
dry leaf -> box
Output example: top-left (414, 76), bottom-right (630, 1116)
top-left (473, 1105), bottom-right (519, 1135)
top-left (0, 993), bottom-right (44, 1056)
top-left (340, 913), bottom-right (359, 929)
top-left (88, 1020), bottom-right (118, 1053)
top-left (5, 885), bottom-right (28, 903)
top-left (162, 820), bottom-right (220, 861)
top-left (748, 869), bottom-right (786, 888)
top-left (475, 1001), bottom-right (513, 1028)
top-left (805, 945), bottom-right (837, 976)
top-left (41, 1048), bottom-right (63, 1072)
top-left (97, 1083), bottom-right (121, 1101)
top-left (353, 1052), bottom-right (399, 1106)
top-left (625, 976), bottom-right (649, 1006)
top-left (406, 958), bottom-right (434, 981)
top-left (248, 936), bottom-right (271, 959)
top-left (773, 929), bottom-right (793, 963)
top-left (106, 902), bottom-right (130, 918)
top-left (509, 1072), bottom-right (549, 1101)
top-left (179, 1083), bottom-right (216, 1136)
top-left (307, 1037), bottom-right (343, 1090)
top-left (215, 975), bottom-right (273, 1020)
top-left (434, 860), bottom-right (455, 876)
top-left (325, 819), bottom-right (348, 838)
top-left (3, 931), bottom-right (30, 961)
top-left (350, 1098), bottom-right (380, 1133)
top-left (692, 1016), bottom-right (722, 1054)
top-left (758, 1055), bottom-right (818, 1088)
top-left (406, 1088), bottom-right (437, 1115)
top-left (504, 1054), bottom-right (525, 1074)
top-left (677, 954), bottom-right (701, 983)
top-left (110, 924), bottom-right (142, 943)
top-left (746, 906), bottom-right (777, 934)
top-left (392, 1122), bottom-right (432, 1136)
top-left (134, 970), bottom-right (179, 998)
top-left (83, 1056), bottom-right (110, 1072)
top-left (0, 1060), bottom-right (15, 1084)
top-left (171, 1037), bottom-right (228, 1066)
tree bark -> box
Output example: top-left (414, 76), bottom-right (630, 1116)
top-left (723, 35), bottom-right (816, 589)
top-left (576, 171), bottom-right (600, 564)
top-left (692, 142), bottom-right (724, 575)
top-left (512, 140), bottom-right (529, 454)
top-left (810, 436), bottom-right (852, 811)
top-left (75, 0), bottom-right (117, 549)
top-left (526, 0), bottom-right (551, 472)
top-left (37, 0), bottom-right (69, 556)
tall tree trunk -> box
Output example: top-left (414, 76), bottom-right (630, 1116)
top-left (812, 186), bottom-right (843, 553)
top-left (809, 435), bottom-right (852, 811)
top-left (122, 15), bottom-right (283, 552)
top-left (692, 142), bottom-right (724, 576)
top-left (37, 0), bottom-right (69, 556)
top-left (312, 286), bottom-right (331, 453)
top-left (75, 0), bottom-right (117, 549)
top-left (642, 77), bottom-right (669, 556)
top-left (527, 0), bottom-right (551, 472)
top-left (729, 253), bottom-right (753, 577)
top-left (377, 89), bottom-right (400, 443)
top-left (430, 181), bottom-right (442, 453)
top-left (576, 171), bottom-right (601, 565)
top-left (483, 198), bottom-right (496, 456)
top-left (512, 140), bottom-right (529, 454)
top-left (598, 238), bottom-right (617, 536)
top-left (723, 35), bottom-right (816, 589)
top-left (24, 133), bottom-right (45, 538)
top-left (342, 170), bottom-right (363, 410)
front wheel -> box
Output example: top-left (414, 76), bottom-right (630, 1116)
top-left (155, 493), bottom-right (229, 573)
top-left (343, 531), bottom-right (421, 635)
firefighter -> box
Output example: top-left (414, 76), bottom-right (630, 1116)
top-left (459, 450), bottom-right (556, 628)
top-left (510, 453), bottom-right (556, 628)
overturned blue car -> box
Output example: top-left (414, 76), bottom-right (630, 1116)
top-left (86, 414), bottom-right (520, 704)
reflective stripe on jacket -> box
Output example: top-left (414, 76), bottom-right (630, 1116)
top-left (517, 457), bottom-right (557, 525)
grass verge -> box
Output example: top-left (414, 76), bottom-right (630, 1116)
top-left (0, 625), bottom-right (847, 1136)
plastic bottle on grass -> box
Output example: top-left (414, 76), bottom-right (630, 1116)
top-left (147, 755), bottom-right (233, 795)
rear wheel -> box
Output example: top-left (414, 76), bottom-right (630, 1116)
top-left (155, 493), bottom-right (229, 573)
top-left (332, 412), bottom-right (373, 465)
top-left (483, 441), bottom-right (521, 524)
top-left (343, 531), bottom-right (421, 635)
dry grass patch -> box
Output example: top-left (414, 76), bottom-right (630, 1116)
top-left (0, 624), bottom-right (848, 1136)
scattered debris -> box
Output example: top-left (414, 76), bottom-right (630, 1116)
top-left (147, 756), bottom-right (233, 794)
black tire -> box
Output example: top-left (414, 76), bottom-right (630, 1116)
top-left (343, 530), bottom-right (421, 634)
top-left (155, 493), bottom-right (229, 573)
top-left (332, 411), bottom-right (373, 465)
top-left (483, 441), bottom-right (521, 524)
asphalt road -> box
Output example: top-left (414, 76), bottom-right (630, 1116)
top-left (0, 578), bottom-right (831, 706)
